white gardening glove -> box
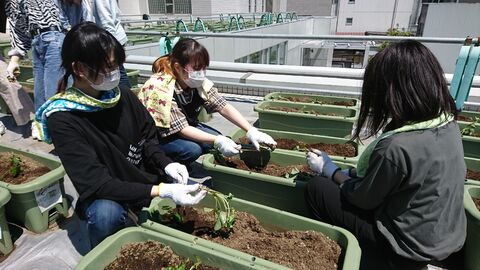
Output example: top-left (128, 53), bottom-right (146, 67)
top-left (164, 163), bottom-right (188, 185)
top-left (6, 57), bottom-right (20, 79)
top-left (307, 149), bottom-right (340, 179)
top-left (214, 135), bottom-right (241, 157)
top-left (246, 127), bottom-right (277, 150)
top-left (159, 183), bottom-right (207, 205)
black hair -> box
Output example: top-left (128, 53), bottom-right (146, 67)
top-left (57, 21), bottom-right (125, 93)
top-left (352, 40), bottom-right (457, 141)
top-left (152, 38), bottom-right (209, 76)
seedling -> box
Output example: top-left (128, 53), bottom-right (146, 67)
top-left (211, 147), bottom-right (227, 166)
top-left (200, 186), bottom-right (236, 236)
top-left (161, 205), bottom-right (183, 223)
top-left (461, 117), bottom-right (480, 136)
top-left (164, 257), bottom-right (202, 270)
top-left (10, 154), bottom-right (22, 177)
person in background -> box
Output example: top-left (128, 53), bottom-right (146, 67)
top-left (41, 22), bottom-right (205, 248)
top-left (5, 0), bottom-right (91, 139)
top-left (89, 0), bottom-right (131, 90)
top-left (138, 38), bottom-right (277, 172)
top-left (305, 41), bottom-right (466, 269)
top-left (0, 0), bottom-right (34, 134)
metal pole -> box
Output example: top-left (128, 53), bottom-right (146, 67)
top-left (390, 0), bottom-right (399, 30)
top-left (124, 30), bottom-right (475, 44)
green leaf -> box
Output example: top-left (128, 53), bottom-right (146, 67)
top-left (214, 219), bottom-right (222, 231)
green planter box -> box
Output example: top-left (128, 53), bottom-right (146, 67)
top-left (264, 92), bottom-right (359, 108)
top-left (76, 227), bottom-right (258, 270)
top-left (0, 144), bottom-right (69, 233)
top-left (140, 195), bottom-right (361, 270)
top-left (229, 128), bottom-right (364, 164)
top-left (125, 69), bottom-right (140, 87)
top-left (0, 187), bottom-right (13, 255)
top-left (463, 185), bottom-right (480, 270)
top-left (254, 101), bottom-right (357, 138)
top-left (466, 157), bottom-right (480, 186)
top-left (459, 122), bottom-right (480, 159)
top-left (202, 151), bottom-right (352, 217)
top-left (458, 110), bottom-right (480, 124)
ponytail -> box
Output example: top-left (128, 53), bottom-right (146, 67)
top-left (152, 55), bottom-right (175, 77)
top-left (57, 72), bottom-right (70, 94)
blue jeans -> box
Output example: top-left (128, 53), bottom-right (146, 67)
top-left (83, 199), bottom-right (134, 248)
top-left (159, 123), bottom-right (221, 164)
top-left (118, 65), bottom-right (131, 90)
top-left (32, 31), bottom-right (65, 110)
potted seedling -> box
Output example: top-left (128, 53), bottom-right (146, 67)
top-left (460, 118), bottom-right (480, 159)
top-left (264, 92), bottom-right (359, 107)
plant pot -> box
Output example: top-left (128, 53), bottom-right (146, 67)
top-left (76, 227), bottom-right (258, 270)
top-left (0, 187), bottom-right (13, 256)
top-left (264, 92), bottom-right (359, 108)
top-left (125, 69), bottom-right (140, 87)
top-left (458, 110), bottom-right (480, 124)
top-left (202, 151), bottom-right (353, 217)
top-left (139, 195), bottom-right (361, 270)
top-left (0, 144), bottom-right (69, 233)
top-left (459, 123), bottom-right (480, 158)
top-left (465, 157), bottom-right (480, 186)
top-left (229, 128), bottom-right (364, 164)
top-left (463, 185), bottom-right (480, 270)
top-left (254, 101), bottom-right (357, 138)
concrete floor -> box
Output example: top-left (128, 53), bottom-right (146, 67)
top-left (0, 94), bottom-right (260, 269)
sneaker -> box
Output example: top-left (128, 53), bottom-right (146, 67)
top-left (0, 121), bottom-right (5, 136)
top-left (31, 122), bottom-right (41, 140)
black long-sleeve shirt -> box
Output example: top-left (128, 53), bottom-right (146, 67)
top-left (342, 121), bottom-right (466, 261)
top-left (48, 88), bottom-right (173, 208)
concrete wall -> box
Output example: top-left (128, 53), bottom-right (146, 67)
top-left (211, 0), bottom-right (250, 15)
top-left (286, 0), bottom-right (333, 16)
top-left (191, 0), bottom-right (212, 16)
top-left (422, 3), bottom-right (480, 74)
top-left (118, 0), bottom-right (148, 16)
top-left (336, 0), bottom-right (415, 34)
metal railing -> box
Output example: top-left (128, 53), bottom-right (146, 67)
top-left (123, 31), bottom-right (477, 44)
top-left (125, 55), bottom-right (480, 86)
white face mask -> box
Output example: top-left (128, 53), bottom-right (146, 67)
top-left (184, 69), bottom-right (206, 89)
top-left (86, 68), bottom-right (121, 91)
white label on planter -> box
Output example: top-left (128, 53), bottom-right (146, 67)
top-left (34, 182), bottom-right (63, 213)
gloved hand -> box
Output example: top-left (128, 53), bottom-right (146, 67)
top-left (6, 57), bottom-right (20, 79)
top-left (246, 127), bottom-right (277, 150)
top-left (214, 135), bottom-right (241, 157)
top-left (159, 183), bottom-right (207, 205)
top-left (307, 149), bottom-right (340, 179)
top-left (164, 163), bottom-right (188, 185)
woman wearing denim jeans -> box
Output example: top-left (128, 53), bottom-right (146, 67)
top-left (5, 0), bottom-right (91, 139)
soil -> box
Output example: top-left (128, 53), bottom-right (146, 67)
top-left (166, 207), bottom-right (341, 270)
top-left (216, 156), bottom-right (315, 181)
top-left (276, 96), bottom-right (355, 106)
top-left (265, 106), bottom-right (340, 116)
top-left (457, 115), bottom-right (474, 122)
top-left (467, 169), bottom-right (480, 181)
top-left (238, 137), bottom-right (356, 157)
top-left (0, 152), bottom-right (50, 185)
top-left (474, 198), bottom-right (480, 212)
top-left (105, 240), bottom-right (217, 270)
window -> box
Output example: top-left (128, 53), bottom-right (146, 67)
top-left (174, 0), bottom-right (191, 14)
top-left (269, 45), bottom-right (278, 65)
top-left (348, 0), bottom-right (355, 4)
top-left (148, 0), bottom-right (191, 14)
top-left (346, 17), bottom-right (353, 26)
top-left (148, 0), bottom-right (166, 14)
top-left (166, 0), bottom-right (174, 13)
top-left (278, 42), bottom-right (286, 65)
top-left (249, 51), bottom-right (261, 64)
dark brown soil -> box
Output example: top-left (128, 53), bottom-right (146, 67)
top-left (457, 115), bottom-right (474, 122)
top-left (474, 198), bottom-right (480, 212)
top-left (216, 156), bottom-right (315, 180)
top-left (467, 169), bottom-right (480, 181)
top-left (105, 240), bottom-right (217, 270)
top-left (265, 106), bottom-right (340, 116)
top-left (275, 96), bottom-right (355, 106)
top-left (168, 207), bottom-right (341, 270)
top-left (0, 152), bottom-right (50, 184)
top-left (238, 137), bottom-right (356, 157)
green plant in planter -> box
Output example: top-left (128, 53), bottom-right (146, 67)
top-left (210, 147), bottom-right (227, 166)
top-left (164, 258), bottom-right (202, 270)
top-left (9, 154), bottom-right (22, 177)
top-left (1, 154), bottom-right (22, 180)
top-left (461, 117), bottom-right (480, 136)
top-left (201, 186), bottom-right (236, 236)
